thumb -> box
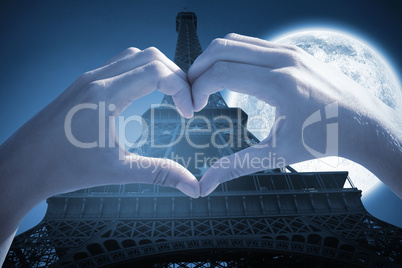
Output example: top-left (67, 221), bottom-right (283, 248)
top-left (121, 155), bottom-right (200, 198)
top-left (199, 140), bottom-right (285, 197)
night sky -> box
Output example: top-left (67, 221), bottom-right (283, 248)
top-left (1, 0), bottom-right (401, 233)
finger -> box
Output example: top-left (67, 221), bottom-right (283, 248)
top-left (101, 47), bottom-right (140, 67)
top-left (79, 47), bottom-right (187, 87)
top-left (92, 60), bottom-right (193, 118)
top-left (199, 107), bottom-right (319, 196)
top-left (198, 111), bottom-right (302, 197)
top-left (188, 38), bottom-right (291, 85)
top-left (85, 47), bottom-right (193, 118)
top-left (191, 61), bottom-right (286, 111)
top-left (171, 87), bottom-right (194, 118)
top-left (199, 138), bottom-right (280, 197)
top-left (116, 155), bottom-right (200, 198)
top-left (224, 33), bottom-right (301, 51)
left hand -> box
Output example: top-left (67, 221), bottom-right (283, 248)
top-left (0, 46), bottom-right (200, 255)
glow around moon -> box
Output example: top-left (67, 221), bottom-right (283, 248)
top-left (227, 29), bottom-right (402, 193)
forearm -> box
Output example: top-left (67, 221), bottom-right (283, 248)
top-left (0, 156), bottom-right (23, 265)
top-left (0, 229), bottom-right (17, 265)
top-left (363, 108), bottom-right (402, 198)
top-left (340, 101), bottom-right (402, 198)
top-left (0, 139), bottom-right (48, 251)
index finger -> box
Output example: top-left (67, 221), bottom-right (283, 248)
top-left (188, 37), bottom-right (288, 85)
top-left (224, 33), bottom-right (301, 51)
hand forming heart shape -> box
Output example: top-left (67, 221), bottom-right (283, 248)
top-left (1, 34), bottom-right (401, 247)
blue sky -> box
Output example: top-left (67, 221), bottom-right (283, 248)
top-left (1, 0), bottom-right (401, 233)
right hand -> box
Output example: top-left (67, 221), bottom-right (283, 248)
top-left (188, 33), bottom-right (402, 198)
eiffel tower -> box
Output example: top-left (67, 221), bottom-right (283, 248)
top-left (4, 11), bottom-right (402, 268)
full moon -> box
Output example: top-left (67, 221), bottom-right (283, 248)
top-left (227, 29), bottom-right (402, 193)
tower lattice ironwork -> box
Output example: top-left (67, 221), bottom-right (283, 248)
top-left (5, 11), bottom-right (402, 268)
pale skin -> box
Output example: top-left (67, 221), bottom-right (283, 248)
top-left (0, 46), bottom-right (199, 262)
top-left (188, 33), bottom-right (402, 197)
top-left (0, 33), bottom-right (401, 264)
